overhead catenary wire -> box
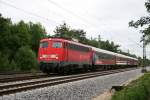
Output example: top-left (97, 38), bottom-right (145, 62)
top-left (128, 37), bottom-right (142, 48)
top-left (0, 0), bottom-right (58, 24)
top-left (1, 0), bottom-right (95, 30)
top-left (46, 0), bottom-right (96, 27)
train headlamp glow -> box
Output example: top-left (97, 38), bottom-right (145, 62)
top-left (50, 54), bottom-right (57, 58)
top-left (40, 54), bottom-right (47, 58)
top-left (41, 54), bottom-right (58, 59)
top-left (42, 54), bottom-right (47, 58)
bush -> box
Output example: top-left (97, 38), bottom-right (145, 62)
top-left (111, 73), bottom-right (150, 100)
top-left (0, 52), bottom-right (12, 71)
top-left (10, 60), bottom-right (18, 71)
top-left (14, 46), bottom-right (37, 71)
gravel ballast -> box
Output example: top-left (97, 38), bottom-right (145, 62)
top-left (0, 68), bottom-right (149, 100)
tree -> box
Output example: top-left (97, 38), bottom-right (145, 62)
top-left (129, 0), bottom-right (150, 45)
top-left (70, 29), bottom-right (87, 44)
top-left (0, 14), bottom-right (12, 56)
top-left (0, 52), bottom-right (11, 71)
top-left (28, 22), bottom-right (46, 54)
top-left (88, 38), bottom-right (99, 48)
top-left (14, 46), bottom-right (37, 71)
top-left (54, 23), bottom-right (71, 38)
top-left (0, 14), bottom-right (46, 71)
top-left (53, 23), bottom-right (87, 43)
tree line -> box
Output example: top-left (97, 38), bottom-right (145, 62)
top-left (0, 13), bottom-right (143, 71)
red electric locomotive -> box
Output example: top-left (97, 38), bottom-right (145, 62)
top-left (38, 38), bottom-right (92, 74)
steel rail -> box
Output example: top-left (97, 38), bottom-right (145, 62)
top-left (0, 74), bottom-right (49, 83)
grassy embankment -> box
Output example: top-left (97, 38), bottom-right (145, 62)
top-left (111, 72), bottom-right (150, 100)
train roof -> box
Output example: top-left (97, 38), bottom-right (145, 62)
top-left (91, 46), bottom-right (116, 56)
top-left (91, 46), bottom-right (138, 61)
top-left (41, 38), bottom-right (138, 61)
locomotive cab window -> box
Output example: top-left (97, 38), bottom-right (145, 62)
top-left (52, 42), bottom-right (62, 48)
top-left (40, 41), bottom-right (48, 48)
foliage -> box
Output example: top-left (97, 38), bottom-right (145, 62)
top-left (53, 23), bottom-right (87, 44)
top-left (119, 51), bottom-right (137, 58)
top-left (14, 46), bottom-right (37, 71)
top-left (54, 23), bottom-right (71, 38)
top-left (111, 72), bottom-right (150, 100)
top-left (129, 0), bottom-right (150, 45)
top-left (138, 57), bottom-right (150, 67)
top-left (0, 14), bottom-right (46, 71)
top-left (0, 52), bottom-right (11, 71)
top-left (28, 22), bottom-right (47, 54)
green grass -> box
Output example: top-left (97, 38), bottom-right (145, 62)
top-left (111, 72), bottom-right (150, 100)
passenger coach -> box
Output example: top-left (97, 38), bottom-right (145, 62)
top-left (92, 47), bottom-right (138, 69)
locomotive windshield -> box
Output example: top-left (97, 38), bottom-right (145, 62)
top-left (40, 41), bottom-right (48, 48)
top-left (52, 42), bottom-right (62, 48)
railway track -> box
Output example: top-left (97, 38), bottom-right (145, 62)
top-left (0, 71), bottom-right (34, 75)
top-left (0, 67), bottom-right (137, 96)
top-left (0, 73), bottom-right (49, 83)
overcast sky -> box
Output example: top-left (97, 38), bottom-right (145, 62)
top-left (0, 0), bottom-right (150, 58)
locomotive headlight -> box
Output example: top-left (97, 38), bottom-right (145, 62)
top-left (50, 54), bottom-right (57, 58)
top-left (42, 54), bottom-right (47, 58)
top-left (50, 54), bottom-right (58, 59)
top-left (41, 54), bottom-right (58, 59)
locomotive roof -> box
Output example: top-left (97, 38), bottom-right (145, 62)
top-left (41, 38), bottom-right (138, 61)
top-left (42, 38), bottom-right (89, 47)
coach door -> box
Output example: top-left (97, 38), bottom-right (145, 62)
top-left (64, 42), bottom-right (68, 62)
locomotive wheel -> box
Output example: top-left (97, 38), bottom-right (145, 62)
top-left (59, 67), bottom-right (65, 74)
top-left (83, 65), bottom-right (88, 72)
top-left (59, 67), bottom-right (68, 74)
top-left (90, 66), bottom-right (96, 71)
top-left (70, 66), bottom-right (74, 74)
top-left (46, 71), bottom-right (50, 75)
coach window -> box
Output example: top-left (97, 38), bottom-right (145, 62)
top-left (52, 42), bottom-right (62, 48)
top-left (40, 41), bottom-right (48, 48)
